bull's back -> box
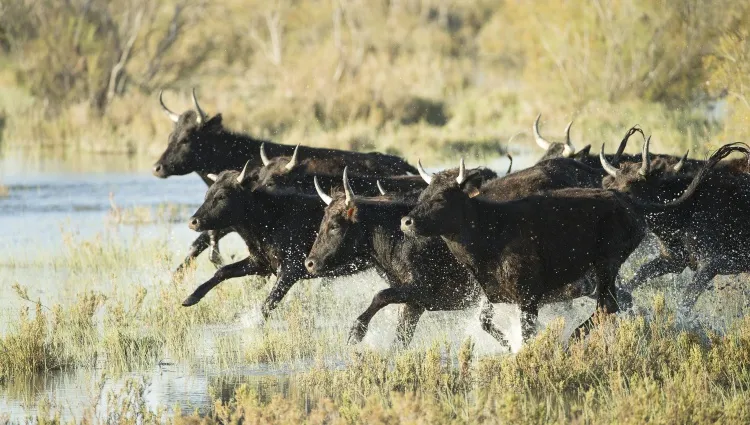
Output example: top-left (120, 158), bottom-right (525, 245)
top-left (264, 142), bottom-right (415, 176)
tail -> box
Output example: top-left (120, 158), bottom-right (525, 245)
top-left (612, 126), bottom-right (645, 166)
top-left (628, 142), bottom-right (750, 212)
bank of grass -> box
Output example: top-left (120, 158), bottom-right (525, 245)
top-left (0, 84), bottom-right (722, 165)
top-left (19, 296), bottom-right (750, 424)
top-left (0, 224), bottom-right (350, 385)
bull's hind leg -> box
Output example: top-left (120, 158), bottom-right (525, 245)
top-left (679, 260), bottom-right (720, 318)
top-left (520, 301), bottom-right (539, 343)
top-left (393, 304), bottom-right (425, 349)
top-left (479, 299), bottom-right (510, 348)
top-left (182, 257), bottom-right (264, 307)
top-left (625, 255), bottom-right (686, 290)
top-left (348, 286), bottom-right (423, 345)
top-left (574, 263), bottom-right (619, 339)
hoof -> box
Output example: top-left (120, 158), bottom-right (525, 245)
top-left (182, 294), bottom-right (202, 307)
top-left (347, 320), bottom-right (368, 345)
top-left (208, 248), bottom-right (224, 269)
top-left (616, 287), bottom-right (634, 311)
top-left (261, 303), bottom-right (273, 320)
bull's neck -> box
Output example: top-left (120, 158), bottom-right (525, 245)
top-left (358, 200), bottom-right (412, 261)
top-left (240, 190), bottom-right (313, 234)
top-left (206, 129), bottom-right (269, 173)
top-left (440, 198), bottom-right (503, 269)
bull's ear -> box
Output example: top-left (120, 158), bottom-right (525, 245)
top-left (204, 114), bottom-right (223, 131)
top-left (457, 169), bottom-right (484, 192)
top-left (575, 144), bottom-right (592, 158)
top-left (346, 207), bottom-right (356, 218)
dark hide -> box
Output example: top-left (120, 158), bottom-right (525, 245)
top-left (305, 194), bottom-right (507, 348)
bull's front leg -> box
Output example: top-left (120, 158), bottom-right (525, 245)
top-left (182, 257), bottom-right (265, 307)
top-left (348, 286), bottom-right (424, 345)
top-left (173, 232), bottom-right (212, 279)
top-left (207, 228), bottom-right (233, 268)
top-left (173, 228), bottom-right (234, 279)
top-left (260, 266), bottom-right (306, 319)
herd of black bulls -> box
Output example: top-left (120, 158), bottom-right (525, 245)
top-left (153, 90), bottom-right (750, 349)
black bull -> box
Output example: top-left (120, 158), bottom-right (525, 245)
top-left (400, 145), bottom-right (740, 343)
top-left (304, 173), bottom-right (507, 348)
top-left (600, 141), bottom-right (750, 314)
top-left (153, 89), bottom-right (418, 274)
top-left (181, 165), bottom-right (478, 322)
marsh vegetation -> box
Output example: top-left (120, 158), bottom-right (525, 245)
top-left (2, 1), bottom-right (750, 423)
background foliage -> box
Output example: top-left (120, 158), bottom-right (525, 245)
top-left (1, 0), bottom-right (750, 160)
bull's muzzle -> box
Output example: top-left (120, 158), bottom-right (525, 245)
top-left (152, 163), bottom-right (168, 178)
top-left (305, 257), bottom-right (319, 275)
top-left (400, 216), bottom-right (416, 234)
top-left (188, 217), bottom-right (202, 231)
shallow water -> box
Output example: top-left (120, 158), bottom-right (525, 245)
top-left (0, 149), bottom-right (746, 422)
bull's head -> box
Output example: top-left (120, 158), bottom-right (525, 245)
top-left (600, 132), bottom-right (688, 194)
top-left (254, 144), bottom-right (302, 190)
top-left (188, 161), bottom-right (252, 231)
top-left (402, 158), bottom-right (481, 237)
top-left (305, 168), bottom-right (364, 275)
top-left (153, 89), bottom-right (225, 178)
top-left (533, 114), bottom-right (577, 160)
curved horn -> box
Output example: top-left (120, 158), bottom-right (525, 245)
top-left (599, 144), bottom-right (620, 178)
top-left (417, 159), bottom-right (433, 184)
top-left (533, 114), bottom-right (551, 150)
top-left (192, 88), bottom-right (208, 124)
top-left (456, 157), bottom-right (466, 184)
top-left (506, 153), bottom-right (513, 174)
top-left (638, 136), bottom-right (652, 177)
top-left (314, 176), bottom-right (333, 205)
top-left (260, 143), bottom-right (271, 166)
top-left (342, 167), bottom-right (354, 205)
top-left (376, 180), bottom-right (386, 196)
top-left (562, 120), bottom-right (575, 157)
top-left (206, 173), bottom-right (218, 182)
top-left (237, 160), bottom-right (250, 184)
top-left (159, 90), bottom-right (180, 123)
top-left (673, 150), bottom-right (689, 172)
top-left (285, 144), bottom-right (300, 170)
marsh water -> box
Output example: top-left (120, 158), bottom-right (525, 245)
top-left (0, 149), bottom-right (746, 422)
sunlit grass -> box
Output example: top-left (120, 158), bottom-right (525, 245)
top-left (16, 297), bottom-right (750, 424)
top-left (1, 213), bottom-right (749, 423)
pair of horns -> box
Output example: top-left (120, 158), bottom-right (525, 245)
top-left (533, 114), bottom-right (576, 157)
top-left (417, 158), bottom-right (466, 185)
top-left (159, 88), bottom-right (208, 124)
top-left (205, 160), bottom-right (251, 183)
top-left (260, 143), bottom-right (299, 170)
top-left (314, 167), bottom-right (354, 206)
top-left (600, 136), bottom-right (651, 177)
top-left (600, 136), bottom-right (686, 177)
top-left (314, 168), bottom-right (387, 206)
